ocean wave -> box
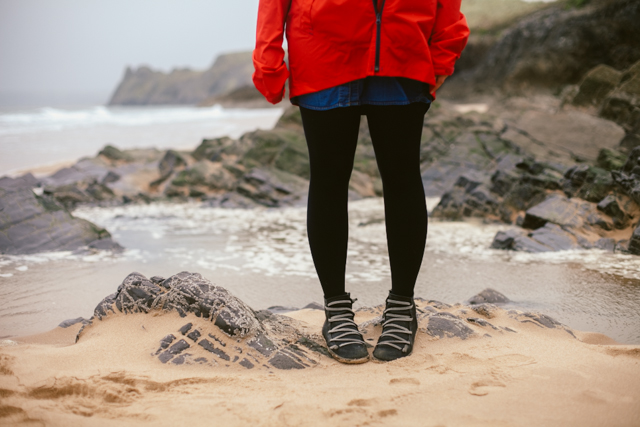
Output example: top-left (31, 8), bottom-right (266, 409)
top-left (0, 105), bottom-right (283, 136)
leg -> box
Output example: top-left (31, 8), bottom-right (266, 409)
top-left (300, 106), bottom-right (361, 299)
top-left (365, 103), bottom-right (429, 297)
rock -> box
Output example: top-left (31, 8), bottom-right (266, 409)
top-left (597, 148), bottom-right (627, 171)
top-left (611, 170), bottom-right (640, 206)
top-left (241, 128), bottom-right (310, 179)
top-left (169, 161), bottom-right (237, 195)
top-left (523, 195), bottom-right (585, 230)
top-left (468, 288), bottom-right (509, 305)
top-left (490, 229), bottom-right (527, 250)
top-left (158, 150), bottom-right (188, 179)
top-left (622, 146), bottom-right (640, 176)
top-left (109, 51), bottom-right (254, 106)
top-left (58, 317), bottom-right (90, 328)
top-left (0, 177), bottom-right (122, 255)
top-left (572, 64), bottom-right (622, 107)
top-left (597, 194), bottom-right (628, 228)
top-left (80, 271), bottom-right (322, 370)
top-left (528, 223), bottom-right (580, 251)
top-left (99, 145), bottom-right (134, 162)
top-left (192, 137), bottom-right (237, 162)
top-left (426, 313), bottom-right (476, 340)
top-left (471, 0), bottom-right (640, 93)
top-left (236, 168), bottom-right (307, 207)
top-left (595, 237), bottom-right (616, 252)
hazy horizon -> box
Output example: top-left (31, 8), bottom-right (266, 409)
top-left (0, 0), bottom-right (261, 107)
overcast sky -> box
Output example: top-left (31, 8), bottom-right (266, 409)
top-left (0, 0), bottom-right (261, 106)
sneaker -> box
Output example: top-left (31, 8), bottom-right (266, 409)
top-left (322, 293), bottom-right (370, 364)
top-left (372, 292), bottom-right (417, 362)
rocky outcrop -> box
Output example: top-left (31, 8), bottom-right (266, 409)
top-left (108, 51), bottom-right (254, 106)
top-left (38, 106), bottom-right (381, 209)
top-left (565, 60), bottom-right (640, 150)
top-left (75, 274), bottom-right (576, 368)
top-left (468, 0), bottom-right (640, 93)
top-left (78, 271), bottom-right (318, 369)
top-left (0, 174), bottom-right (122, 255)
top-left (433, 140), bottom-right (640, 253)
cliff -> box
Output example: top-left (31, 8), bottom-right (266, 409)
top-left (108, 51), bottom-right (254, 106)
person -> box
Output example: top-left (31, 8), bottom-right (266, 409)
top-left (253, 0), bottom-right (469, 363)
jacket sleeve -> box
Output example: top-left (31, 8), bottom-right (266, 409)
top-left (429, 0), bottom-right (470, 76)
top-left (253, 0), bottom-right (290, 104)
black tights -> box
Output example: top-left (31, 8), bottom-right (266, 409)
top-left (300, 103), bottom-right (429, 299)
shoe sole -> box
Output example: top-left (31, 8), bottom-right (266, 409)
top-left (326, 347), bottom-right (370, 364)
top-left (370, 348), bottom-right (413, 363)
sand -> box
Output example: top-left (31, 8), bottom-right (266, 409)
top-left (1, 306), bottom-right (639, 426)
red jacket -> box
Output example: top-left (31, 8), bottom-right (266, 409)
top-left (253, 0), bottom-right (469, 104)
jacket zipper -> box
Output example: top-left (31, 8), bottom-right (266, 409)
top-left (372, 0), bottom-right (387, 73)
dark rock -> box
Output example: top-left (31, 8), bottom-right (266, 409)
top-left (58, 317), bottom-right (89, 328)
top-left (239, 358), bottom-right (255, 369)
top-left (296, 337), bottom-right (331, 357)
top-left (471, 0), bottom-right (640, 93)
top-left (491, 229), bottom-right (527, 250)
top-left (247, 333), bottom-right (276, 357)
top-left (99, 145), bottom-right (133, 162)
top-left (236, 168), bottom-right (307, 207)
top-left (187, 330), bottom-right (201, 342)
top-left (302, 302), bottom-right (323, 310)
top-left (158, 150), bottom-right (188, 179)
top-left (0, 177), bottom-right (121, 255)
top-left (519, 312), bottom-right (562, 329)
top-left (572, 64), bottom-right (622, 107)
top-left (158, 339), bottom-right (190, 363)
top-left (597, 194), bottom-right (628, 228)
top-left (470, 304), bottom-right (499, 319)
top-left (595, 237), bottom-right (616, 251)
top-left (629, 222), bottom-right (640, 255)
top-left (192, 137), bottom-right (236, 162)
top-left (611, 170), bottom-right (640, 205)
top-left (512, 234), bottom-right (554, 253)
top-left (155, 334), bottom-right (176, 355)
top-left (597, 148), bottom-right (627, 171)
top-left (89, 272), bottom-right (261, 337)
top-left (522, 195), bottom-right (582, 230)
top-left (198, 339), bottom-right (231, 361)
top-left (179, 323), bottom-right (193, 335)
top-left (563, 165), bottom-right (614, 203)
top-left (622, 146), bottom-right (640, 176)
top-left (469, 288), bottom-right (510, 305)
top-left (268, 351), bottom-right (306, 370)
top-left (241, 128), bottom-right (309, 179)
top-left (426, 314), bottom-right (475, 340)
top-left (600, 72), bottom-right (640, 134)
top-left (529, 223), bottom-right (580, 251)
top-left (466, 318), bottom-right (499, 330)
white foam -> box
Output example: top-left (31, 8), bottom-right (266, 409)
top-left (4, 198), bottom-right (638, 282)
top-left (0, 105), bottom-right (283, 136)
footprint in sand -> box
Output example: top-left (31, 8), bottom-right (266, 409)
top-left (468, 379), bottom-right (507, 396)
top-left (389, 377), bottom-right (421, 386)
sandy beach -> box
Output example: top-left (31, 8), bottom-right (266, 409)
top-left (1, 297), bottom-right (639, 426)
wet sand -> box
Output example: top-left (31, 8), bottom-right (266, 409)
top-left (1, 306), bottom-right (639, 426)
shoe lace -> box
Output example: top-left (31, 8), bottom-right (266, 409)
top-left (325, 299), bottom-right (366, 350)
top-left (377, 299), bottom-right (413, 353)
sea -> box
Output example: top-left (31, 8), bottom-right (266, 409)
top-left (1, 103), bottom-right (639, 344)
